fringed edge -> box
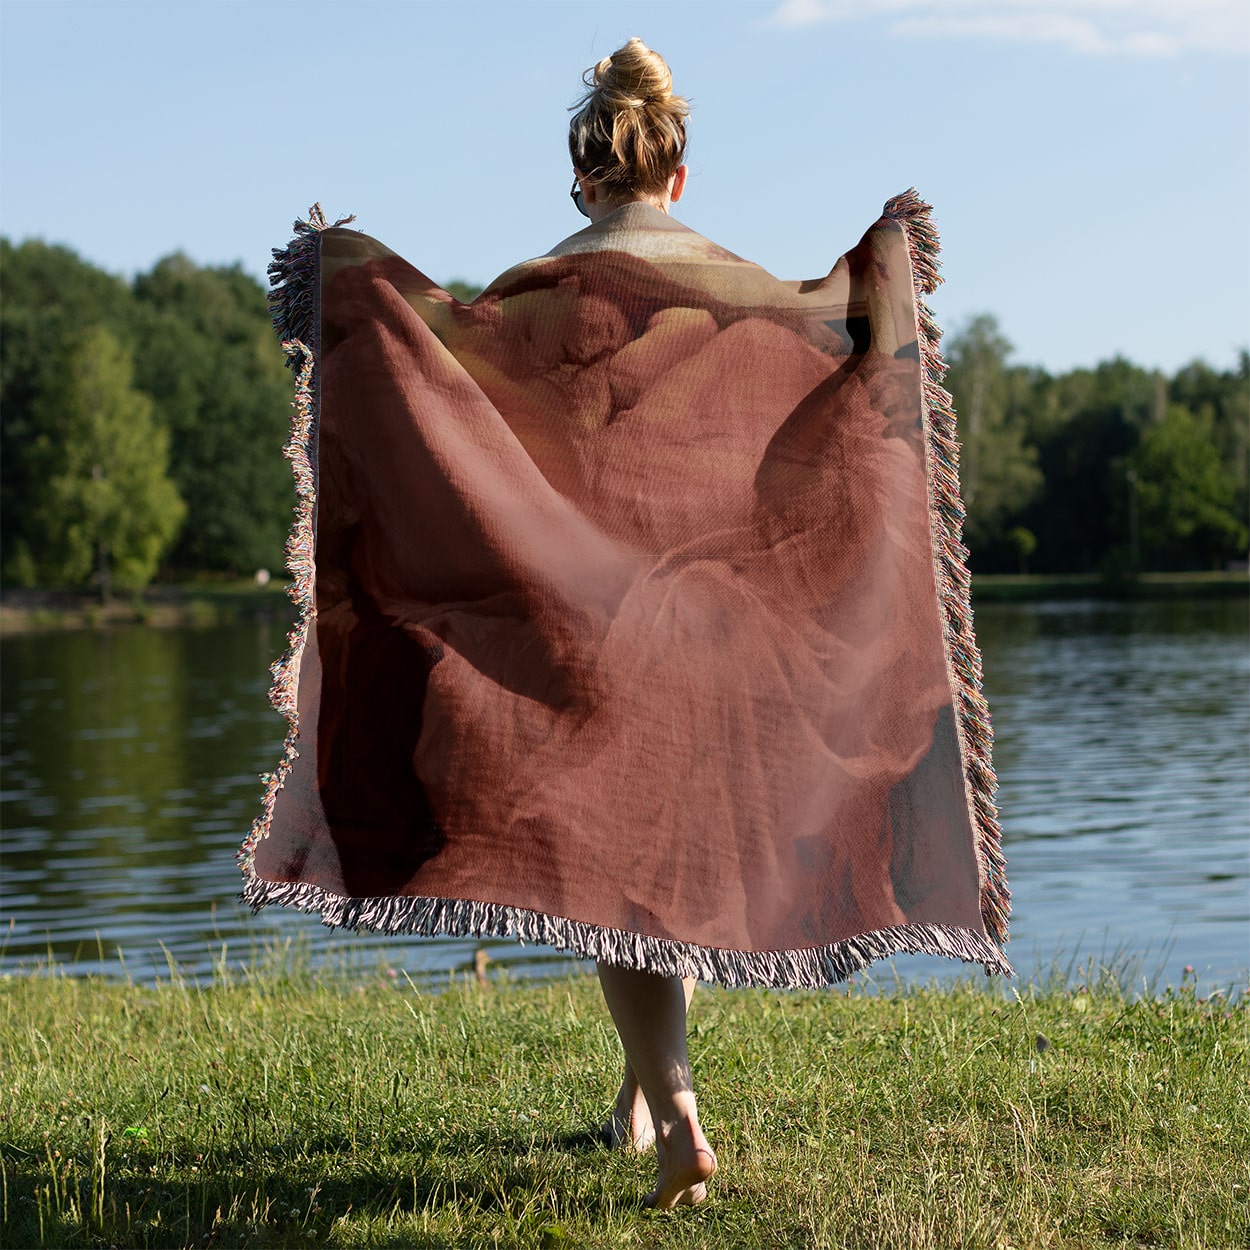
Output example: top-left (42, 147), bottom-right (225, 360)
top-left (235, 341), bottom-right (316, 877)
top-left (266, 203), bottom-right (355, 365)
top-left (238, 206), bottom-right (351, 878)
top-left (240, 873), bottom-right (1015, 989)
top-left (882, 188), bottom-right (1011, 950)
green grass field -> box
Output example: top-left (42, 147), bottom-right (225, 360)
top-left (2, 953), bottom-right (1246, 1249)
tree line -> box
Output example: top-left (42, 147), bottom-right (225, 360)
top-left (944, 315), bottom-right (1247, 576)
top-left (1, 238), bottom-right (1246, 596)
top-left (2, 239), bottom-right (294, 596)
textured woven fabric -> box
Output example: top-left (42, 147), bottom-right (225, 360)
top-left (238, 194), bottom-right (1012, 987)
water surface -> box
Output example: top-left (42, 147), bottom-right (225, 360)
top-left (2, 597), bottom-right (1246, 992)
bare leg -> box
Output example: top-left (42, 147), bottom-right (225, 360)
top-left (602, 977), bottom-right (696, 1151)
top-left (596, 964), bottom-right (716, 1208)
top-left (601, 1054), bottom-right (654, 1151)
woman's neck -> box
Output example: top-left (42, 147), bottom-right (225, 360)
top-left (586, 194), bottom-right (671, 225)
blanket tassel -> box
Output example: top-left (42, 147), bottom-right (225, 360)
top-left (885, 188), bottom-right (1011, 951)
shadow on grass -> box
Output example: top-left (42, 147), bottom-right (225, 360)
top-left (5, 1122), bottom-right (632, 1249)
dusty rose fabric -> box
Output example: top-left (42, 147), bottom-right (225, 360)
top-left (240, 200), bottom-right (1011, 986)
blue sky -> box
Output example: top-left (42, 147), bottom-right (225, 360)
top-left (2, 0), bottom-right (1247, 375)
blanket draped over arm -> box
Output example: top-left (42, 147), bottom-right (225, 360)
top-left (237, 191), bottom-right (1012, 988)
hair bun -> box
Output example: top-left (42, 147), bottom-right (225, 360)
top-left (594, 36), bottom-right (673, 109)
top-left (568, 38), bottom-right (689, 196)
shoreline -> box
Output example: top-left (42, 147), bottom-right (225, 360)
top-left (1, 570), bottom-right (1246, 634)
top-left (969, 569), bottom-right (1248, 601)
top-left (0, 582), bottom-right (293, 634)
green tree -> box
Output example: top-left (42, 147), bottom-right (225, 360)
top-left (21, 327), bottom-right (185, 597)
top-left (943, 315), bottom-right (1043, 561)
top-left (444, 279), bottom-right (484, 303)
top-left (1131, 405), bottom-right (1247, 569)
top-left (1, 238), bottom-right (138, 580)
top-left (1169, 353), bottom-right (1250, 542)
top-left (131, 255), bottom-right (292, 575)
top-left (1020, 357), bottom-right (1160, 573)
top-left (1007, 526), bottom-right (1037, 574)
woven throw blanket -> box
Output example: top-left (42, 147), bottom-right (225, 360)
top-left (237, 191), bottom-right (1012, 987)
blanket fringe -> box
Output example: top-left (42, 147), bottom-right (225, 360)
top-left (266, 203), bottom-right (355, 363)
top-left (883, 189), bottom-right (1011, 949)
top-left (238, 205), bottom-right (350, 877)
top-left (240, 873), bottom-right (1014, 988)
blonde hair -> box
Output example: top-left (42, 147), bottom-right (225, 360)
top-left (568, 38), bottom-right (689, 197)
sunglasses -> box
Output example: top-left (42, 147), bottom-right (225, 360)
top-left (570, 177), bottom-right (589, 219)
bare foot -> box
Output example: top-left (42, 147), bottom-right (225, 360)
top-left (601, 1075), bottom-right (655, 1151)
top-left (643, 1118), bottom-right (717, 1209)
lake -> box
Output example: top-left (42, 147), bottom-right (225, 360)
top-left (2, 597), bottom-right (1246, 994)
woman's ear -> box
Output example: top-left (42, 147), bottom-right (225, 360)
top-left (669, 164), bottom-right (688, 203)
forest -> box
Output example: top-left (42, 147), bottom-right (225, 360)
top-left (1, 237), bottom-right (1246, 594)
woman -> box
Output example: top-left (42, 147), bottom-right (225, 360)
top-left (242, 35), bottom-right (1010, 1217)
top-left (565, 38), bottom-right (717, 1210)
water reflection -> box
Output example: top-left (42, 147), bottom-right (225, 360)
top-left (971, 597), bottom-right (1249, 988)
top-left (2, 597), bottom-right (1246, 991)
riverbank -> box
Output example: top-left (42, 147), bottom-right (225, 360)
top-left (2, 571), bottom-right (1246, 634)
top-left (2, 964), bottom-right (1244, 1249)
top-left (970, 569), bottom-right (1248, 602)
top-left (0, 581), bottom-right (292, 634)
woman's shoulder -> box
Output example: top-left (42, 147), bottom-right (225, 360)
top-left (479, 202), bottom-right (862, 317)
top-left (543, 202), bottom-right (753, 268)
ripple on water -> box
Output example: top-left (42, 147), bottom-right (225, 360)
top-left (1, 603), bottom-right (1246, 990)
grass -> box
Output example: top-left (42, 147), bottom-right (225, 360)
top-left (1, 953), bottom-right (1246, 1250)
top-left (970, 571), bottom-right (1248, 601)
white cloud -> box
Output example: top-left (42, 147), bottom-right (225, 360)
top-left (765, 0), bottom-right (1250, 57)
